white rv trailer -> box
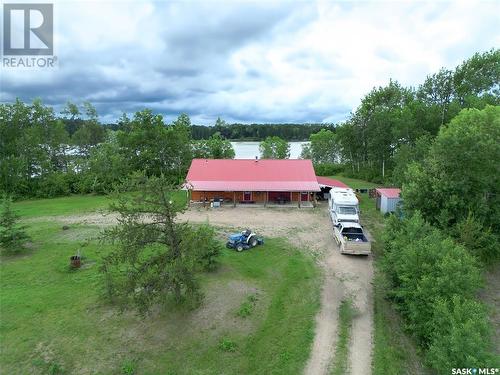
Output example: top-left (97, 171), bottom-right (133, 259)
top-left (329, 188), bottom-right (360, 225)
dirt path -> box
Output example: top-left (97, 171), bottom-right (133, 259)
top-left (51, 204), bottom-right (374, 375)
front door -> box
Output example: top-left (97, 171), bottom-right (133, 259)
top-left (244, 192), bottom-right (252, 201)
top-left (300, 192), bottom-right (309, 202)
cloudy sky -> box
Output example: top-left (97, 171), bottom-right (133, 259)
top-left (1, 0), bottom-right (499, 124)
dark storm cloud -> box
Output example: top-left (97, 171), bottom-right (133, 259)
top-left (0, 1), bottom-right (498, 124)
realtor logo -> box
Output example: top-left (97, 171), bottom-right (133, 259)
top-left (3, 3), bottom-right (53, 55)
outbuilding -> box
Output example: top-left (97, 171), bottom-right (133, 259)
top-left (375, 188), bottom-right (402, 214)
top-left (185, 158), bottom-right (321, 208)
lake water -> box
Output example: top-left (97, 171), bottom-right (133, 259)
top-left (231, 141), bottom-right (309, 159)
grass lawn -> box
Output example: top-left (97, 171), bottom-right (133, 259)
top-left (12, 191), bottom-right (189, 218)
top-left (12, 194), bottom-right (112, 218)
top-left (327, 175), bottom-right (381, 190)
top-left (1, 195), bottom-right (320, 375)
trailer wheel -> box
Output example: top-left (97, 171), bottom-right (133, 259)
top-left (236, 244), bottom-right (244, 252)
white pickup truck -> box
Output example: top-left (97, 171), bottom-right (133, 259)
top-left (333, 222), bottom-right (371, 255)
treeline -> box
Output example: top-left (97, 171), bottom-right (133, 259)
top-left (382, 105), bottom-right (499, 373)
top-left (330, 49), bottom-right (499, 183)
top-left (191, 119), bottom-right (333, 141)
top-left (0, 101), bottom-right (226, 198)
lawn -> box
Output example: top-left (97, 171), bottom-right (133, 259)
top-left (12, 191), bottom-right (188, 218)
top-left (328, 175), bottom-right (381, 190)
top-left (1, 195), bottom-right (320, 375)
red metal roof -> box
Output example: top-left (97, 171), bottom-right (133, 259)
top-left (186, 159), bottom-right (321, 192)
top-left (376, 188), bottom-right (401, 198)
top-left (316, 176), bottom-right (349, 189)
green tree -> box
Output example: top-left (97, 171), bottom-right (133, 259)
top-left (391, 134), bottom-right (432, 186)
top-left (60, 101), bottom-right (81, 120)
top-left (308, 129), bottom-right (338, 163)
top-left (117, 111), bottom-right (192, 181)
top-left (403, 106), bottom-right (500, 233)
top-left (427, 296), bottom-right (495, 373)
top-left (79, 132), bottom-right (129, 193)
top-left (72, 102), bottom-right (105, 157)
top-left (453, 48), bottom-right (500, 107)
top-left (381, 213), bottom-right (494, 372)
top-left (300, 143), bottom-right (312, 159)
top-left (259, 136), bottom-right (290, 159)
top-left (0, 99), bottom-right (71, 197)
top-left (193, 132), bottom-right (235, 159)
top-left (0, 196), bottom-right (30, 253)
top-left (101, 177), bottom-right (220, 313)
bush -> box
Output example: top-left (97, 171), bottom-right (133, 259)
top-left (343, 166), bottom-right (386, 184)
top-left (427, 296), bottom-right (495, 373)
top-left (236, 293), bottom-right (258, 318)
top-left (382, 212), bottom-right (495, 371)
top-left (0, 196), bottom-right (30, 253)
top-left (453, 214), bottom-right (500, 263)
top-left (121, 359), bottom-right (137, 375)
top-left (313, 163), bottom-right (345, 176)
top-left (33, 172), bottom-right (72, 198)
top-left (218, 337), bottom-right (237, 352)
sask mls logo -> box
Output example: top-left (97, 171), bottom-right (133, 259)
top-left (2, 3), bottom-right (57, 67)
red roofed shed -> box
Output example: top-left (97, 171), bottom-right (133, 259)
top-left (186, 159), bottom-right (320, 207)
top-left (375, 188), bottom-right (402, 214)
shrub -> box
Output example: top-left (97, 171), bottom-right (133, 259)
top-left (121, 359), bottom-right (137, 375)
top-left (0, 195), bottom-right (30, 253)
top-left (453, 214), bottom-right (500, 263)
top-left (218, 337), bottom-right (237, 352)
top-left (313, 163), bottom-right (345, 176)
top-left (427, 296), bottom-right (494, 373)
top-left (236, 293), bottom-right (258, 318)
top-left (34, 172), bottom-right (72, 198)
top-left (382, 212), bottom-right (495, 371)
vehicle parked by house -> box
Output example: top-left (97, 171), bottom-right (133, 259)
top-left (332, 222), bottom-right (371, 255)
top-left (328, 188), bottom-right (360, 225)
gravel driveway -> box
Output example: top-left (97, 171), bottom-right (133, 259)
top-left (180, 204), bottom-right (374, 375)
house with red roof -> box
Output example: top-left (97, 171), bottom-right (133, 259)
top-left (185, 158), bottom-right (322, 207)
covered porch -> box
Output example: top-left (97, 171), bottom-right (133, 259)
top-left (188, 190), bottom-right (316, 208)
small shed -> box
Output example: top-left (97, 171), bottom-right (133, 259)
top-left (375, 188), bottom-right (401, 214)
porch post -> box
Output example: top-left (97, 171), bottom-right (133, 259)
top-left (233, 191), bottom-right (236, 207)
top-left (298, 192), bottom-right (301, 208)
top-left (264, 191), bottom-right (267, 207)
top-left (203, 191), bottom-right (206, 208)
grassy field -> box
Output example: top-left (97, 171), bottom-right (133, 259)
top-left (331, 176), bottom-right (426, 375)
top-left (327, 175), bottom-right (381, 190)
top-left (12, 191), bottom-right (189, 218)
top-left (1, 195), bottom-right (320, 375)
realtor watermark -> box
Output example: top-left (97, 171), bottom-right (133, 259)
top-left (452, 368), bottom-right (499, 375)
top-left (2, 3), bottom-right (57, 68)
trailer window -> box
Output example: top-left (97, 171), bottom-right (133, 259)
top-left (338, 206), bottom-right (357, 215)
